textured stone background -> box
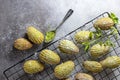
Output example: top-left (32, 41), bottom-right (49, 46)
top-left (0, 0), bottom-right (120, 80)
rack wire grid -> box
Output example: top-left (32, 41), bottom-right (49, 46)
top-left (3, 12), bottom-right (120, 80)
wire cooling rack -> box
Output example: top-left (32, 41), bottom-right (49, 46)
top-left (3, 12), bottom-right (120, 80)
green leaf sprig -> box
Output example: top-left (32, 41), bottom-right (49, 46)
top-left (82, 42), bottom-right (90, 51)
top-left (93, 27), bottom-right (102, 38)
top-left (109, 13), bottom-right (119, 24)
top-left (110, 27), bottom-right (118, 39)
top-left (82, 38), bottom-right (99, 52)
top-left (104, 37), bottom-right (115, 47)
top-left (89, 32), bottom-right (94, 40)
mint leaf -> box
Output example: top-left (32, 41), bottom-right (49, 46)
top-left (98, 41), bottom-right (103, 46)
top-left (93, 27), bottom-right (102, 38)
top-left (89, 32), bottom-right (93, 40)
top-left (82, 42), bottom-right (90, 52)
top-left (109, 13), bottom-right (119, 24)
top-left (110, 27), bottom-right (118, 39)
top-left (85, 45), bottom-right (90, 51)
top-left (104, 39), bottom-right (115, 47)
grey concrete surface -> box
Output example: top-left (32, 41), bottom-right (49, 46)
top-left (0, 0), bottom-right (120, 80)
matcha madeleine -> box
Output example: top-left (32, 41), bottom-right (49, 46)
top-left (75, 73), bottom-right (94, 80)
top-left (61, 78), bottom-right (71, 80)
top-left (54, 61), bottom-right (75, 79)
top-left (58, 40), bottom-right (79, 54)
top-left (83, 61), bottom-right (103, 73)
top-left (74, 31), bottom-right (93, 43)
top-left (27, 26), bottom-right (44, 44)
top-left (94, 17), bottom-right (114, 30)
top-left (14, 38), bottom-right (32, 50)
top-left (39, 49), bottom-right (60, 64)
top-left (100, 56), bottom-right (120, 69)
top-left (90, 43), bottom-right (110, 58)
top-left (23, 60), bottom-right (44, 74)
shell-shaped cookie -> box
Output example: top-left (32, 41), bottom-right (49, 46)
top-left (61, 78), bottom-right (71, 80)
top-left (27, 26), bottom-right (44, 44)
top-left (75, 73), bottom-right (94, 80)
top-left (14, 38), bottom-right (32, 50)
top-left (83, 61), bottom-right (103, 73)
top-left (94, 17), bottom-right (114, 30)
top-left (90, 44), bottom-right (110, 58)
top-left (23, 60), bottom-right (44, 74)
top-left (100, 56), bottom-right (120, 68)
top-left (58, 40), bottom-right (79, 54)
top-left (74, 31), bottom-right (92, 43)
top-left (39, 49), bottom-right (60, 64)
top-left (54, 61), bottom-right (75, 79)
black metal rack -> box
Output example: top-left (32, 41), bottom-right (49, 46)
top-left (3, 12), bottom-right (120, 80)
